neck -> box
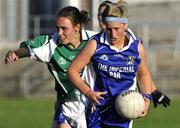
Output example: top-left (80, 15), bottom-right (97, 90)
top-left (113, 35), bottom-right (126, 49)
top-left (69, 34), bottom-right (81, 49)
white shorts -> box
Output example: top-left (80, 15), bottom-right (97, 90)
top-left (52, 89), bottom-right (87, 128)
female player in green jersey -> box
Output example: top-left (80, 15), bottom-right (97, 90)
top-left (5, 6), bottom-right (96, 128)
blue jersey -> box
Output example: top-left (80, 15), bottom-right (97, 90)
top-left (92, 31), bottom-right (141, 106)
top-left (86, 30), bottom-right (141, 128)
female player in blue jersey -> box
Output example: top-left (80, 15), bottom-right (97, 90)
top-left (98, 0), bottom-right (171, 109)
top-left (68, 0), bottom-right (153, 127)
top-left (5, 6), bottom-right (96, 128)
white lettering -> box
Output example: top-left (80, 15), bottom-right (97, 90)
top-left (109, 72), bottom-right (121, 79)
top-left (98, 63), bottom-right (108, 71)
top-left (109, 66), bottom-right (135, 73)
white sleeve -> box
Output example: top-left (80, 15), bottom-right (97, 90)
top-left (29, 38), bottom-right (57, 63)
top-left (81, 63), bottom-right (96, 90)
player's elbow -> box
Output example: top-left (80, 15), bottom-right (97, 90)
top-left (67, 65), bottom-right (73, 79)
top-left (67, 64), bottom-right (78, 81)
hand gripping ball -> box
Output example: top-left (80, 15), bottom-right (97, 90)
top-left (115, 90), bottom-right (145, 119)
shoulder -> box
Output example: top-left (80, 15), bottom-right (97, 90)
top-left (82, 29), bottom-right (98, 40)
top-left (20, 35), bottom-right (49, 48)
top-left (85, 30), bottom-right (98, 36)
top-left (138, 41), bottom-right (146, 58)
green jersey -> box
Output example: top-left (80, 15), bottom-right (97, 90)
top-left (20, 30), bottom-right (97, 101)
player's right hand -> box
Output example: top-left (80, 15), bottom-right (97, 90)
top-left (86, 90), bottom-right (107, 112)
top-left (5, 51), bottom-right (19, 64)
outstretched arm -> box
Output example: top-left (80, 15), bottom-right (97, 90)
top-left (5, 47), bottom-right (30, 64)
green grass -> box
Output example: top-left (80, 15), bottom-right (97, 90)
top-left (134, 98), bottom-right (180, 128)
top-left (0, 98), bottom-right (179, 128)
top-left (0, 98), bottom-right (54, 128)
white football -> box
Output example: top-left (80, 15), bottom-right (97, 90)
top-left (115, 90), bottom-right (145, 119)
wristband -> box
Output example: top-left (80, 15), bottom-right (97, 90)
top-left (143, 94), bottom-right (152, 102)
top-left (85, 89), bottom-right (92, 97)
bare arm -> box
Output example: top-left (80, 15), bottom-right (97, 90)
top-left (5, 47), bottom-right (30, 64)
top-left (137, 43), bottom-right (152, 94)
top-left (137, 42), bottom-right (171, 108)
top-left (137, 42), bottom-right (153, 116)
top-left (68, 39), bottom-right (96, 94)
top-left (68, 39), bottom-right (107, 105)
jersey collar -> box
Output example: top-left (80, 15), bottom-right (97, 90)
top-left (99, 30), bottom-right (136, 52)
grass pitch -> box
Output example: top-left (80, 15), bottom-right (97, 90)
top-left (0, 97), bottom-right (179, 128)
top-left (134, 98), bottom-right (180, 128)
top-left (0, 98), bottom-right (54, 128)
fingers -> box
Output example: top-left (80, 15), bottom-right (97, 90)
top-left (5, 51), bottom-right (19, 64)
top-left (5, 51), bottom-right (12, 64)
top-left (91, 103), bottom-right (96, 113)
top-left (161, 95), bottom-right (171, 107)
top-left (164, 95), bottom-right (171, 102)
top-left (92, 96), bottom-right (101, 105)
top-left (139, 97), bottom-right (151, 118)
top-left (96, 91), bottom-right (107, 100)
top-left (162, 97), bottom-right (171, 107)
top-left (152, 90), bottom-right (171, 108)
top-left (88, 91), bottom-right (107, 106)
top-left (153, 98), bottom-right (171, 108)
top-left (93, 91), bottom-right (107, 105)
top-left (158, 95), bottom-right (171, 107)
top-left (139, 110), bottom-right (147, 117)
top-left (139, 104), bottom-right (148, 117)
top-left (162, 102), bottom-right (168, 107)
top-left (153, 100), bottom-right (158, 108)
top-left (89, 91), bottom-right (108, 113)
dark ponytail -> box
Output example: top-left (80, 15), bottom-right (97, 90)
top-left (80, 10), bottom-right (90, 26)
top-left (55, 6), bottom-right (90, 27)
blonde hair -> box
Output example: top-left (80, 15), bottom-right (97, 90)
top-left (102, 0), bottom-right (128, 19)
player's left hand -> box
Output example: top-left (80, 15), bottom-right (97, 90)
top-left (151, 89), bottom-right (171, 108)
top-left (139, 95), bottom-right (151, 117)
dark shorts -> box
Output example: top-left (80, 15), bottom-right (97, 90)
top-left (54, 103), bottom-right (67, 124)
top-left (86, 103), bottom-right (131, 128)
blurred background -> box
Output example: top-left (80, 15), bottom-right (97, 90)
top-left (0, 0), bottom-right (180, 99)
top-left (0, 0), bottom-right (180, 127)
